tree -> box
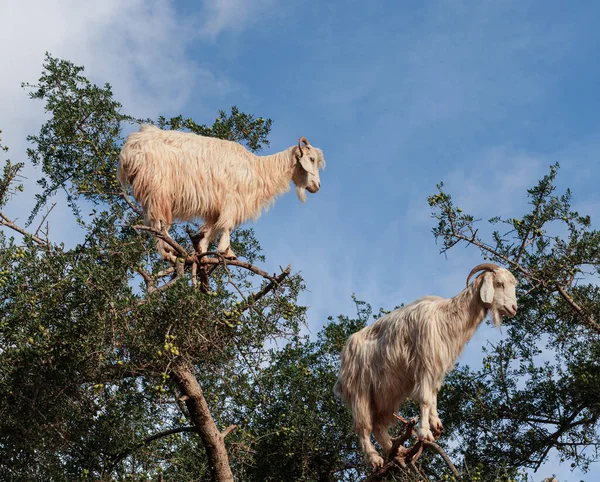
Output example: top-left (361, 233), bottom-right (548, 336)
top-left (0, 54), bottom-right (300, 482)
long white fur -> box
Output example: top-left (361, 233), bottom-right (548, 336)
top-left (117, 125), bottom-right (325, 260)
top-left (333, 265), bottom-right (518, 467)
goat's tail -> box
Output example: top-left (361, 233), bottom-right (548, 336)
top-left (333, 333), bottom-right (365, 403)
top-left (117, 125), bottom-right (158, 190)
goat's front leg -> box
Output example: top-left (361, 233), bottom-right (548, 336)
top-left (217, 227), bottom-right (237, 260)
top-left (416, 387), bottom-right (435, 442)
top-left (429, 391), bottom-right (443, 437)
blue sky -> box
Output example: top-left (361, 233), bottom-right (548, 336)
top-left (2, 0), bottom-right (600, 479)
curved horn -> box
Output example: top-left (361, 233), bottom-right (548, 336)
top-left (297, 137), bottom-right (309, 158)
top-left (466, 263), bottom-right (500, 287)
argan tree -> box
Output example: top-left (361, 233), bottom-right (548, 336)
top-left (0, 55), bottom-right (305, 482)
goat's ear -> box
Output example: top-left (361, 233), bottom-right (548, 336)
top-left (298, 156), bottom-right (313, 172)
top-left (480, 273), bottom-right (495, 305)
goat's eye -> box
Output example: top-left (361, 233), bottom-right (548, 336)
top-left (497, 282), bottom-right (504, 288)
top-left (310, 157), bottom-right (315, 163)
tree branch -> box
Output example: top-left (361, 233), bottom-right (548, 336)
top-left (221, 424), bottom-right (237, 439)
top-left (0, 212), bottom-right (47, 245)
top-left (121, 191), bottom-right (143, 215)
top-left (555, 283), bottom-right (600, 334)
top-left (424, 441), bottom-right (461, 478)
top-left (245, 265), bottom-right (291, 305)
top-left (365, 416), bottom-right (461, 481)
top-left (108, 426), bottom-right (197, 471)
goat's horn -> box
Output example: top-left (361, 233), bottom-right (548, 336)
top-left (466, 263), bottom-right (500, 287)
top-left (297, 137), bottom-right (308, 158)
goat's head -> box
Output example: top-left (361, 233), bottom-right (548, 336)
top-left (467, 263), bottom-right (518, 326)
top-left (292, 137), bottom-right (325, 202)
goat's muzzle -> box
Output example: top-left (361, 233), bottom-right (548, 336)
top-left (306, 182), bottom-right (320, 193)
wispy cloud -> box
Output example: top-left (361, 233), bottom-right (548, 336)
top-left (195, 0), bottom-right (278, 39)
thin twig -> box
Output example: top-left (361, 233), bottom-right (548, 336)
top-left (34, 203), bottom-right (56, 237)
top-left (423, 441), bottom-right (461, 478)
top-left (121, 191), bottom-right (143, 215)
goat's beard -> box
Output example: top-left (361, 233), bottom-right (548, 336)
top-left (490, 307), bottom-right (503, 327)
top-left (296, 186), bottom-right (307, 203)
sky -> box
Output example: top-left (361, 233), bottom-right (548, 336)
top-left (1, 0), bottom-right (600, 479)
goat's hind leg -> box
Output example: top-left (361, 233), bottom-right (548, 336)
top-left (197, 222), bottom-right (218, 255)
top-left (147, 217), bottom-right (177, 263)
top-left (353, 403), bottom-right (384, 468)
top-left (373, 423), bottom-right (393, 456)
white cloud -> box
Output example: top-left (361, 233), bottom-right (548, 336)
top-left (0, 0), bottom-right (236, 231)
top-left (196, 0), bottom-right (277, 39)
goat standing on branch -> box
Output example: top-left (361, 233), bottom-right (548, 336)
top-left (118, 125), bottom-right (325, 261)
top-left (334, 263), bottom-right (518, 468)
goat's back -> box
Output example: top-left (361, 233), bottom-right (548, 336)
top-left (118, 125), bottom-right (259, 222)
top-left (335, 296), bottom-right (449, 408)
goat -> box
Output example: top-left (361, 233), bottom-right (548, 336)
top-left (117, 125), bottom-right (325, 261)
top-left (333, 263), bottom-right (518, 467)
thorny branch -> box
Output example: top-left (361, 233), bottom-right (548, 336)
top-left (365, 416), bottom-right (460, 481)
top-left (133, 224), bottom-right (288, 282)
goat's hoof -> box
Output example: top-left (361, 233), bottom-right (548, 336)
top-left (431, 420), bottom-right (444, 437)
top-left (417, 428), bottom-right (435, 442)
top-left (219, 247), bottom-right (237, 260)
top-left (367, 453), bottom-right (384, 469)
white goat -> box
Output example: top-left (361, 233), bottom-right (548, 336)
top-left (334, 263), bottom-right (518, 467)
top-left (118, 125), bottom-right (325, 261)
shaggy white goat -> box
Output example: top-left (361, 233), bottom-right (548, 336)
top-left (118, 125), bottom-right (325, 261)
top-left (334, 263), bottom-right (518, 467)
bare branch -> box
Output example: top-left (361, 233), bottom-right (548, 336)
top-left (241, 265), bottom-right (292, 311)
top-left (424, 441), bottom-right (461, 478)
top-left (133, 224), bottom-right (187, 257)
top-left (121, 191), bottom-right (143, 215)
top-left (364, 416), bottom-right (461, 481)
top-left (34, 203), bottom-right (56, 237)
top-left (0, 212), bottom-right (47, 246)
top-left (221, 424), bottom-right (237, 439)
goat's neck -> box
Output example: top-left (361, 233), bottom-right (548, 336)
top-left (445, 280), bottom-right (488, 349)
top-left (254, 148), bottom-right (296, 199)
